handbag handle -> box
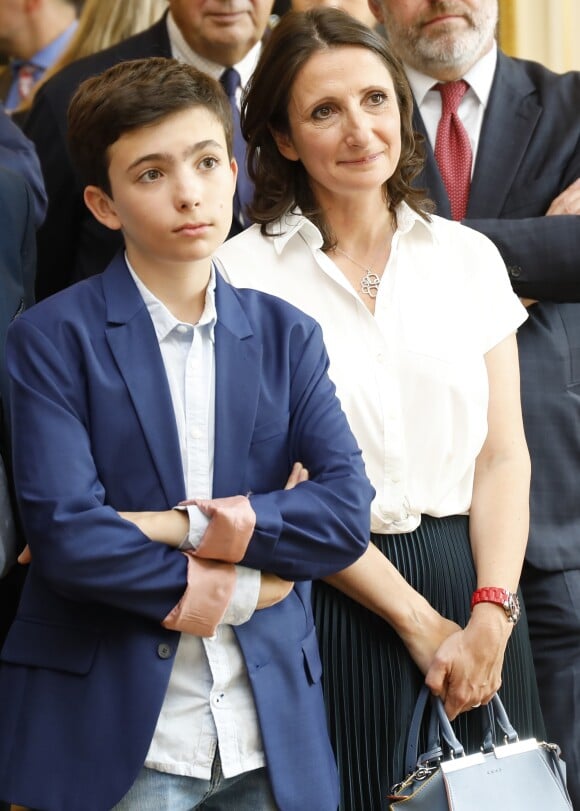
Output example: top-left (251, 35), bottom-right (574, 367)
top-left (405, 685), bottom-right (519, 774)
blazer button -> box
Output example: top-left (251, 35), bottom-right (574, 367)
top-left (508, 265), bottom-right (522, 278)
top-left (157, 643), bottom-right (173, 660)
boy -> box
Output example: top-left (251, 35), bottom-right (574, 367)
top-left (0, 58), bottom-right (372, 811)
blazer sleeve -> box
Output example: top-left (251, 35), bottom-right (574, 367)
top-left (463, 214), bottom-right (580, 303)
top-left (245, 321), bottom-right (373, 580)
top-left (6, 314), bottom-right (234, 633)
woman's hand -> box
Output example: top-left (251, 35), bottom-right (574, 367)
top-left (285, 461), bottom-right (308, 489)
top-left (424, 603), bottom-right (512, 719)
top-left (398, 607), bottom-right (461, 676)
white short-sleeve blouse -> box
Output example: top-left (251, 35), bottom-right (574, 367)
top-left (215, 203), bottom-right (527, 534)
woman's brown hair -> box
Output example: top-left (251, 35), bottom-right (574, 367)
top-left (242, 7), bottom-right (432, 247)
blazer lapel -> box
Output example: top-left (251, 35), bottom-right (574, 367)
top-left (467, 52), bottom-right (541, 217)
top-left (102, 256), bottom-right (185, 506)
top-left (212, 274), bottom-right (262, 499)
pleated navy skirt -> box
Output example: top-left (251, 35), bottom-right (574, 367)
top-left (312, 515), bottom-right (545, 811)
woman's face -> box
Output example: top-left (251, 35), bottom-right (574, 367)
top-left (274, 45), bottom-right (401, 207)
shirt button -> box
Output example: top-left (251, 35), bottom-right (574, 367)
top-left (157, 643), bottom-right (173, 659)
top-left (376, 353), bottom-right (384, 364)
top-left (191, 428), bottom-right (203, 440)
top-left (176, 324), bottom-right (189, 334)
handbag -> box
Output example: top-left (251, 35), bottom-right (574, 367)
top-left (388, 685), bottom-right (572, 810)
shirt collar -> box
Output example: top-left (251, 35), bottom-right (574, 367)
top-left (125, 253), bottom-right (217, 343)
top-left (13, 20), bottom-right (78, 72)
top-left (405, 42), bottom-right (497, 108)
top-left (166, 11), bottom-right (261, 88)
top-left (269, 201), bottom-right (435, 253)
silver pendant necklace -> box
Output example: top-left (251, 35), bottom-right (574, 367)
top-left (333, 246), bottom-right (383, 299)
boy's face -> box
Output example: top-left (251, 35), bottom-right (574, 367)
top-left (85, 106), bottom-right (237, 275)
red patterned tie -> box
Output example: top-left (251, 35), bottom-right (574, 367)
top-left (434, 80), bottom-right (472, 221)
top-left (16, 63), bottom-right (36, 102)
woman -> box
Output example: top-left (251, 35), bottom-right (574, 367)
top-left (215, 8), bottom-right (544, 809)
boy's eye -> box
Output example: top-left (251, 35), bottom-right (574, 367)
top-left (199, 156), bottom-right (219, 170)
top-left (138, 168), bottom-right (162, 183)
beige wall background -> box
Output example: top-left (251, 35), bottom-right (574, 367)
top-left (499, 0), bottom-right (580, 72)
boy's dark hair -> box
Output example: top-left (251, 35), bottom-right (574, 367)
top-left (68, 57), bottom-right (234, 195)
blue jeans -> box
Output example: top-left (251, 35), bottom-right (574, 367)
top-left (112, 754), bottom-right (278, 810)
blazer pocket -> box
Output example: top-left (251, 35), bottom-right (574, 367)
top-left (250, 413), bottom-right (290, 445)
top-left (302, 624), bottom-right (322, 685)
top-left (560, 305), bottom-right (580, 387)
top-left (0, 617), bottom-right (100, 675)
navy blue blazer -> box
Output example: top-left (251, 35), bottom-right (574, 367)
top-left (24, 13), bottom-right (253, 299)
top-left (0, 257), bottom-right (372, 811)
top-left (414, 51), bottom-right (580, 571)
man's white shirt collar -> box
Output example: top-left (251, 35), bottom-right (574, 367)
top-left (405, 42), bottom-right (497, 108)
top-left (167, 11), bottom-right (262, 88)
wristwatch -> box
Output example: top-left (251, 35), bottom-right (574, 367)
top-left (471, 587), bottom-right (521, 625)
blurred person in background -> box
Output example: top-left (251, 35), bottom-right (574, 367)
top-left (0, 0), bottom-right (79, 113)
top-left (15, 0), bottom-right (169, 116)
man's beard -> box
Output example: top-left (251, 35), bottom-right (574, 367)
top-left (384, 1), bottom-right (498, 74)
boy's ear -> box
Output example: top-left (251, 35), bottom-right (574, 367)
top-left (270, 128), bottom-right (299, 162)
top-left (83, 186), bottom-right (123, 232)
top-left (230, 156), bottom-right (238, 190)
top-left (367, 0), bottom-right (385, 24)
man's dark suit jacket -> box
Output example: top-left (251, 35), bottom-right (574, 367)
top-left (0, 167), bottom-right (35, 644)
top-left (413, 51), bottom-right (580, 573)
top-left (0, 104), bottom-right (47, 227)
top-left (24, 13), bottom-right (248, 300)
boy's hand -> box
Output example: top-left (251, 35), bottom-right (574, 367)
top-left (18, 544), bottom-right (32, 564)
top-left (285, 462), bottom-right (309, 489)
top-left (118, 509), bottom-right (188, 547)
top-left (257, 573), bottom-right (294, 609)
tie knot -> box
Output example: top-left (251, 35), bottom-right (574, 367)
top-left (13, 62), bottom-right (37, 102)
top-left (435, 80), bottom-right (469, 114)
top-left (220, 67), bottom-right (241, 99)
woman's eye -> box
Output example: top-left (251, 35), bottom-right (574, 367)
top-left (368, 91), bottom-right (387, 106)
top-left (312, 105), bottom-right (333, 121)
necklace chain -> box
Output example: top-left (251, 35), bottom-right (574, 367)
top-left (333, 245), bottom-right (383, 299)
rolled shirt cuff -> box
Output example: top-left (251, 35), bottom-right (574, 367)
top-left (161, 551), bottom-right (236, 637)
top-left (179, 495), bottom-right (256, 563)
top-left (222, 565), bottom-right (260, 625)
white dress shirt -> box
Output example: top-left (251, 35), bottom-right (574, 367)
top-left (125, 259), bottom-right (263, 779)
top-left (215, 204), bottom-right (527, 534)
top-left (404, 44), bottom-right (498, 169)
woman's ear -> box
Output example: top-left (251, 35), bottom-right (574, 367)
top-left (270, 128), bottom-right (300, 162)
top-left (83, 186), bottom-right (123, 231)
